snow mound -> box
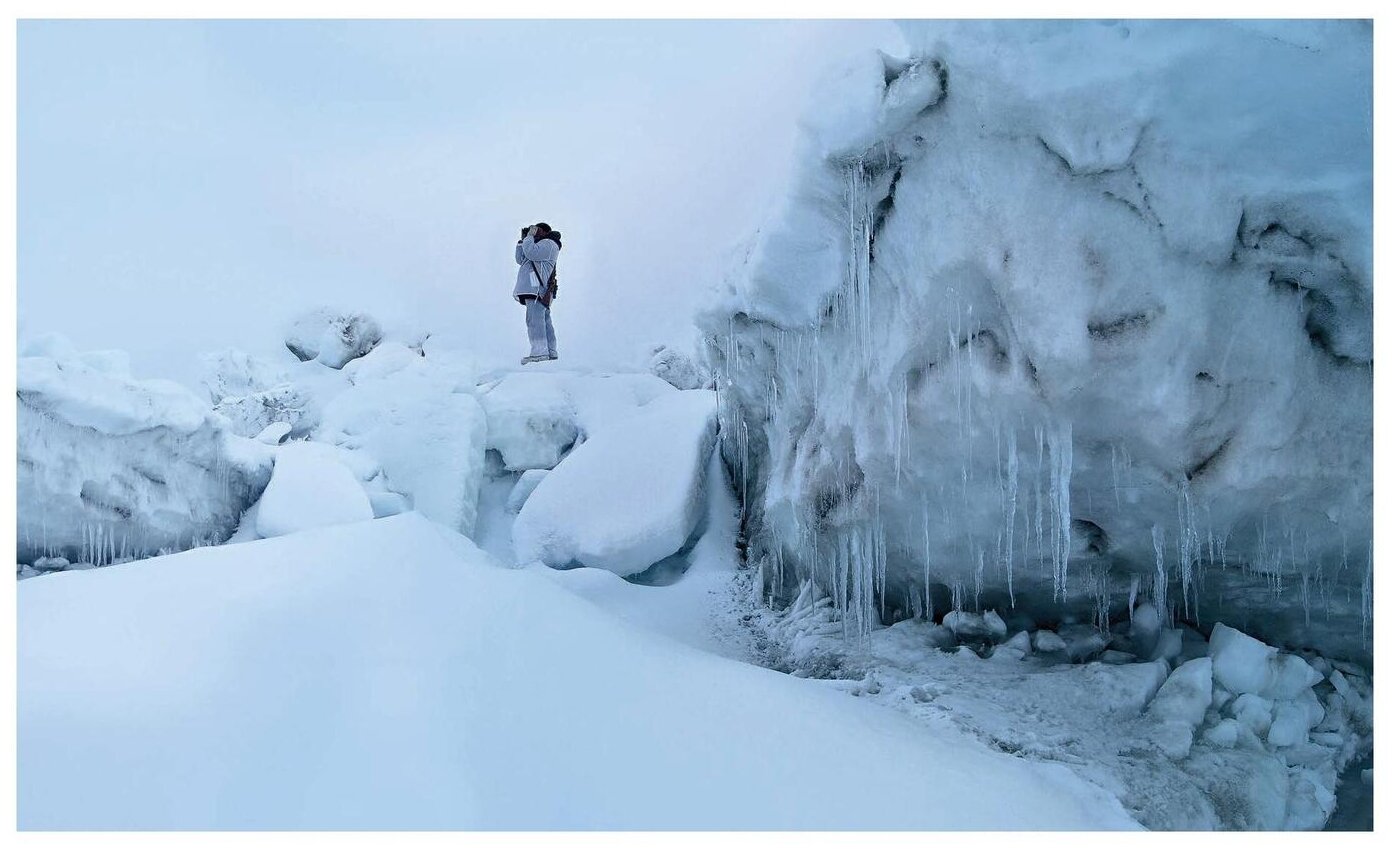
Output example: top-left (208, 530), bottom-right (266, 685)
top-left (254, 442), bottom-right (372, 538)
top-left (17, 339), bottom-right (272, 566)
top-left (284, 307), bottom-right (383, 368)
top-left (514, 391), bottom-right (718, 576)
top-left (319, 357), bottom-right (488, 537)
top-left (18, 513), bottom-right (1139, 830)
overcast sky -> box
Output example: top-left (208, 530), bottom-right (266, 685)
top-left (19, 19), bottom-right (903, 387)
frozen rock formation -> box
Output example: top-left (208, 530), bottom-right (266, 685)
top-left (514, 391), bottom-right (719, 576)
top-left (699, 20), bottom-right (1373, 659)
top-left (17, 337), bottom-right (272, 566)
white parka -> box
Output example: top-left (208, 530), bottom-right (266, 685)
top-left (513, 234), bottom-right (560, 300)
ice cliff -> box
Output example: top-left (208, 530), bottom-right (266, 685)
top-left (17, 335), bottom-right (273, 567)
top-left (699, 20), bottom-right (1373, 659)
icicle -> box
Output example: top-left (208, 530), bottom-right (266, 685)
top-left (1362, 539), bottom-right (1373, 648)
top-left (1003, 427), bottom-right (1018, 606)
top-left (1047, 420), bottom-right (1073, 600)
top-left (1152, 523), bottom-right (1168, 625)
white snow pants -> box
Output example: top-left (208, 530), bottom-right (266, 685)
top-left (525, 298), bottom-right (557, 359)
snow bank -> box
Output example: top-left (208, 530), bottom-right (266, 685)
top-left (254, 442), bottom-right (373, 538)
top-left (18, 513), bottom-right (1139, 830)
top-left (17, 338), bottom-right (272, 566)
top-left (700, 20), bottom-right (1372, 659)
top-left (514, 391), bottom-right (718, 576)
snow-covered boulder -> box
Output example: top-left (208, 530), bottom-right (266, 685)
top-left (254, 442), bottom-right (372, 538)
top-left (319, 357), bottom-right (488, 537)
top-left (1032, 630), bottom-right (1067, 653)
top-left (284, 308), bottom-right (383, 368)
top-left (514, 391), bottom-right (719, 576)
top-left (478, 373), bottom-right (580, 471)
top-left (649, 343), bottom-right (707, 390)
top-left (1208, 623), bottom-right (1324, 700)
top-left (941, 610), bottom-right (990, 642)
top-left (506, 470), bottom-right (549, 515)
top-left (699, 20), bottom-right (1372, 659)
top-left (477, 370), bottom-right (676, 471)
top-left (1147, 658), bottom-right (1213, 759)
top-left (17, 340), bottom-right (272, 566)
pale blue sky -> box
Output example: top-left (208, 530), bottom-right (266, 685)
top-left (19, 19), bottom-right (902, 384)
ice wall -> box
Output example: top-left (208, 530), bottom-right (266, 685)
top-left (699, 21), bottom-right (1372, 659)
top-left (18, 337), bottom-right (273, 567)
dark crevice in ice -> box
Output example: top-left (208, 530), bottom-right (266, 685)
top-left (1185, 436), bottom-right (1231, 483)
top-left (1087, 306), bottom-right (1162, 341)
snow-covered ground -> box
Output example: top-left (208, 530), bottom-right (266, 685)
top-left (19, 513), bottom-right (1141, 831)
top-left (14, 17), bottom-right (1372, 834)
top-left (15, 328), bottom-right (1372, 830)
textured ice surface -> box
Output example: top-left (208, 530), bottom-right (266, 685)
top-left (753, 596), bottom-right (1370, 829)
top-left (283, 307), bottom-right (383, 368)
top-left (17, 339), bottom-right (272, 566)
top-left (514, 391), bottom-right (718, 576)
top-left (700, 20), bottom-right (1372, 659)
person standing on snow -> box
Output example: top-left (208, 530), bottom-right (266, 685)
top-left (514, 222), bottom-right (562, 364)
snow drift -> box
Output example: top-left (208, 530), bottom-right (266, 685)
top-left (18, 513), bottom-right (1139, 830)
top-left (699, 20), bottom-right (1373, 659)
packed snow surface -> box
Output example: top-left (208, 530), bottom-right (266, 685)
top-left (514, 390), bottom-right (718, 576)
top-left (18, 513), bottom-right (1139, 830)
